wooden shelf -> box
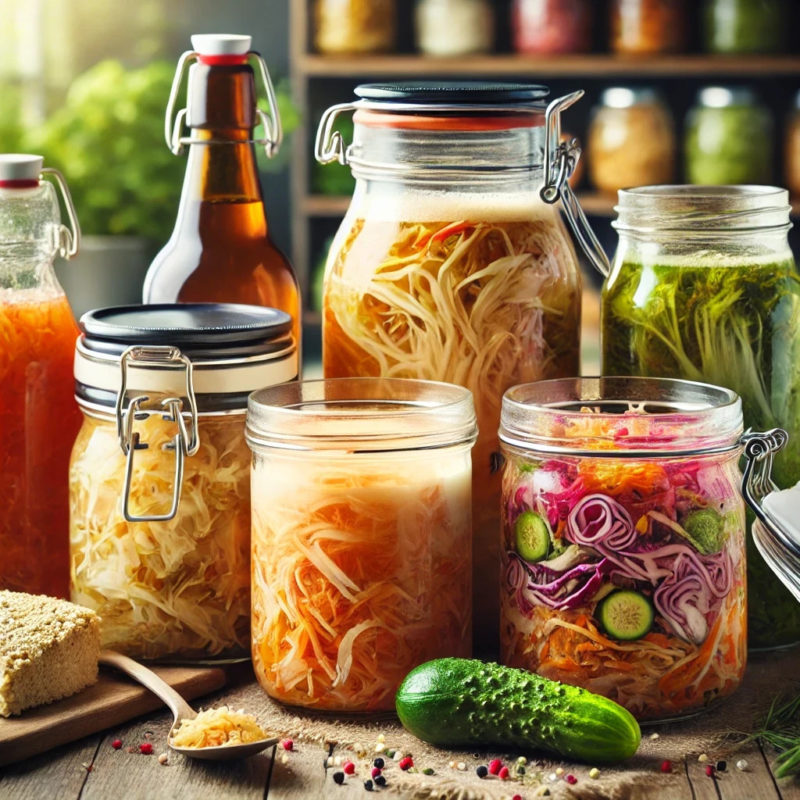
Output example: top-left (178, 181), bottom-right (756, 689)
top-left (300, 53), bottom-right (800, 79)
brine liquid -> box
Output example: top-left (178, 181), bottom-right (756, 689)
top-left (323, 212), bottom-right (581, 654)
top-left (0, 290), bottom-right (81, 597)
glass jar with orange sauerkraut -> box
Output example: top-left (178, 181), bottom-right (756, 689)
top-left (499, 377), bottom-right (749, 722)
top-left (0, 155), bottom-right (81, 599)
top-left (246, 378), bottom-right (477, 711)
top-left (315, 83), bottom-right (598, 655)
top-left (69, 304), bottom-right (297, 662)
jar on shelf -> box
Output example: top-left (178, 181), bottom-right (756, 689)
top-left (587, 87), bottom-right (675, 194)
top-left (511, 0), bottom-right (593, 55)
top-left (314, 82), bottom-right (609, 654)
top-left (611, 0), bottom-right (688, 55)
top-left (685, 86), bottom-right (773, 185)
top-left (415, 0), bottom-right (494, 57)
top-left (601, 185), bottom-right (800, 650)
top-left (247, 377), bottom-right (477, 711)
top-left (314, 0), bottom-right (396, 54)
top-left (69, 303), bottom-right (297, 662)
top-left (703, 0), bottom-right (786, 54)
top-left (786, 90), bottom-right (800, 198)
top-left (500, 377), bottom-right (750, 721)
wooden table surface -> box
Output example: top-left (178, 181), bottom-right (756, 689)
top-left (3, 649), bottom-right (800, 800)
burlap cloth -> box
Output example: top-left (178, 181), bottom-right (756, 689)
top-left (209, 647), bottom-right (800, 800)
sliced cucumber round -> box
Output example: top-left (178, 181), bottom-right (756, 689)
top-left (597, 590), bottom-right (654, 641)
top-left (514, 510), bottom-right (550, 562)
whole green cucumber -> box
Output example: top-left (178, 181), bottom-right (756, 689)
top-left (395, 658), bottom-right (640, 764)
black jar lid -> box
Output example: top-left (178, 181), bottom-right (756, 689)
top-left (75, 303), bottom-right (297, 413)
top-left (354, 81), bottom-right (550, 107)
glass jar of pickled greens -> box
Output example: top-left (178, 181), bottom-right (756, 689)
top-left (703, 0), bottom-right (786, 54)
top-left (314, 82), bottom-right (607, 655)
top-left (601, 185), bottom-right (800, 650)
top-left (500, 377), bottom-right (748, 721)
top-left (685, 87), bottom-right (773, 186)
top-left (246, 378), bottom-right (477, 711)
top-left (314, 0), bottom-right (396, 54)
top-left (70, 303), bottom-right (297, 662)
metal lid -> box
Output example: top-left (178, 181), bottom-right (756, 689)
top-left (354, 81), bottom-right (550, 107)
top-left (75, 303), bottom-right (297, 413)
top-left (697, 86), bottom-right (756, 108)
top-left (0, 153), bottom-right (42, 183)
top-left (600, 87), bottom-right (660, 109)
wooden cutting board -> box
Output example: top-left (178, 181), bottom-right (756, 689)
top-left (0, 663), bottom-right (226, 766)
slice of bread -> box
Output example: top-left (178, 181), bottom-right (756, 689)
top-left (0, 590), bottom-right (100, 717)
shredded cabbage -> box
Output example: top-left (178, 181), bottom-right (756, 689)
top-left (170, 706), bottom-right (268, 747)
top-left (69, 412), bottom-right (251, 660)
top-left (251, 448), bottom-right (472, 711)
top-left (323, 211), bottom-right (581, 648)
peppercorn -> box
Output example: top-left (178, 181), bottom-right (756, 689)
top-left (364, 779), bottom-right (373, 791)
top-left (476, 765), bottom-right (488, 778)
top-left (705, 765), bottom-right (715, 778)
top-left (375, 775), bottom-right (387, 787)
top-left (332, 771), bottom-right (345, 785)
top-left (111, 739), bottom-right (122, 750)
top-left (660, 760), bottom-right (672, 773)
top-left (343, 761), bottom-right (355, 775)
top-left (499, 766), bottom-right (510, 780)
top-left (281, 739), bottom-right (294, 751)
top-left (716, 760), bottom-right (727, 772)
top-left (399, 756), bottom-right (413, 770)
top-left (373, 757), bottom-right (385, 769)
top-left (566, 774), bottom-right (578, 785)
top-left (139, 743), bottom-right (153, 755)
top-left (488, 758), bottom-right (503, 775)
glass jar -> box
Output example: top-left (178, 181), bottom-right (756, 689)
top-left (415, 0), bottom-right (494, 56)
top-left (703, 0), bottom-right (786, 54)
top-left (611, 0), bottom-right (687, 55)
top-left (246, 377), bottom-right (477, 711)
top-left (601, 185), bottom-right (800, 650)
top-left (786, 91), bottom-right (800, 198)
top-left (0, 154), bottom-right (81, 599)
top-left (500, 377), bottom-right (747, 721)
top-left (685, 87), bottom-right (774, 185)
top-left (587, 88), bottom-right (675, 194)
top-left (314, 82), bottom-right (601, 654)
top-left (70, 303), bottom-right (297, 661)
top-left (314, 0), bottom-right (396, 54)
top-left (511, 0), bottom-right (593, 55)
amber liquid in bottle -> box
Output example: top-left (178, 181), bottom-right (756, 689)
top-left (143, 59), bottom-right (301, 349)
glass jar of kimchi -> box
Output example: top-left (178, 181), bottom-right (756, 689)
top-left (246, 378), bottom-right (477, 711)
top-left (0, 154), bottom-right (81, 599)
top-left (315, 82), bottom-right (604, 655)
top-left (602, 186), bottom-right (800, 650)
top-left (499, 377), bottom-right (748, 721)
top-left (70, 303), bottom-right (297, 662)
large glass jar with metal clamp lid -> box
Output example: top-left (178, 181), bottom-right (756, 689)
top-left (69, 303), bottom-right (297, 662)
top-left (602, 185), bottom-right (800, 650)
top-left (0, 153), bottom-right (81, 599)
top-left (315, 81), bottom-right (608, 655)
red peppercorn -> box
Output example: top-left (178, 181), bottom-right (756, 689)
top-left (371, 767), bottom-right (381, 778)
top-left (498, 765), bottom-right (510, 780)
top-left (488, 758), bottom-right (503, 775)
top-left (139, 743), bottom-right (153, 755)
top-left (660, 760), bottom-right (673, 773)
top-left (566, 774), bottom-right (578, 785)
top-left (343, 761), bottom-right (355, 775)
top-left (399, 756), bottom-right (414, 770)
top-left (705, 765), bottom-right (715, 778)
top-left (281, 739), bottom-right (294, 751)
top-left (111, 739), bottom-right (122, 750)
top-left (512, 795), bottom-right (523, 800)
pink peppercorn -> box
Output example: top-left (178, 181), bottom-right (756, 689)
top-left (111, 739), bottom-right (122, 750)
top-left (371, 767), bottom-right (382, 778)
top-left (488, 758), bottom-right (502, 775)
top-left (399, 756), bottom-right (414, 770)
top-left (343, 761), bottom-right (355, 775)
top-left (498, 766), bottom-right (510, 780)
top-left (566, 774), bottom-right (578, 785)
top-left (660, 760), bottom-right (672, 773)
top-left (705, 765), bottom-right (715, 778)
top-left (281, 739), bottom-right (294, 751)
top-left (139, 743), bottom-right (153, 755)
top-left (512, 796), bottom-right (523, 800)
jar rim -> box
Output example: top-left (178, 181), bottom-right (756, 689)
top-left (246, 377), bottom-right (477, 452)
top-left (499, 376), bottom-right (743, 457)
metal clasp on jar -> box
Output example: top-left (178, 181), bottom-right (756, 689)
top-left (115, 346), bottom-right (200, 522)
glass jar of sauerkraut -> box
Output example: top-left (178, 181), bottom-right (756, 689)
top-left (500, 377), bottom-right (749, 721)
top-left (246, 378), bottom-right (477, 711)
top-left (601, 186), bottom-right (800, 650)
top-left (315, 82), bottom-right (606, 656)
top-left (610, 0), bottom-right (688, 54)
top-left (70, 303), bottom-right (297, 662)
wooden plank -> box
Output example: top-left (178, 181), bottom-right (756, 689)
top-left (0, 665), bottom-right (226, 766)
top-left (0, 736), bottom-right (100, 800)
top-left (298, 53), bottom-right (800, 79)
top-left (716, 742), bottom-right (780, 800)
top-left (79, 716), bottom-right (271, 800)
top-left (267, 740), bottom-right (330, 799)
